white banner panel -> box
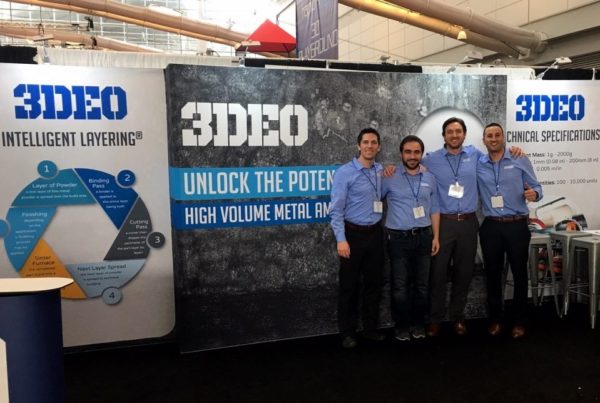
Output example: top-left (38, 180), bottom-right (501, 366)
top-left (507, 80), bottom-right (600, 230)
top-left (0, 64), bottom-right (174, 346)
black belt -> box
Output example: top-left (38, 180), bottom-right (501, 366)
top-left (344, 221), bottom-right (381, 232)
top-left (387, 226), bottom-right (432, 237)
top-left (486, 215), bottom-right (529, 223)
top-left (440, 212), bottom-right (476, 221)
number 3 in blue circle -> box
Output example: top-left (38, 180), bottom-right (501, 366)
top-left (37, 160), bottom-right (58, 178)
top-left (117, 170), bottom-right (136, 187)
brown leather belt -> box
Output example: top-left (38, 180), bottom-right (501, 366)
top-left (345, 221), bottom-right (381, 232)
top-left (486, 215), bottom-right (529, 223)
top-left (440, 212), bottom-right (476, 221)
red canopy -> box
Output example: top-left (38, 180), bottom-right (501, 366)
top-left (245, 19), bottom-right (296, 53)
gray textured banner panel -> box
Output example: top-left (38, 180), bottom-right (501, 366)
top-left (165, 64), bottom-right (507, 351)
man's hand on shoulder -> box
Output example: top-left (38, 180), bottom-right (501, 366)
top-left (509, 146), bottom-right (526, 158)
top-left (383, 165), bottom-right (396, 177)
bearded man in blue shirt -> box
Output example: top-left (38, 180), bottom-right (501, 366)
top-left (330, 128), bottom-right (386, 349)
top-left (382, 135), bottom-right (440, 342)
top-left (477, 123), bottom-right (542, 339)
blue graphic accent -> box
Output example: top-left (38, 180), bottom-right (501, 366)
top-left (516, 94), bottom-right (585, 121)
top-left (171, 198), bottom-right (331, 229)
top-left (169, 165), bottom-right (337, 201)
top-left (117, 169), bottom-right (136, 187)
top-left (76, 168), bottom-right (139, 229)
top-left (0, 219), bottom-right (9, 237)
top-left (3, 161), bottom-right (155, 303)
top-left (65, 259), bottom-right (145, 297)
top-left (4, 207), bottom-right (56, 271)
top-left (12, 169), bottom-right (95, 207)
top-left (13, 84), bottom-right (128, 120)
top-left (37, 160), bottom-right (58, 178)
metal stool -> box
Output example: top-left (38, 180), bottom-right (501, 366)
top-left (564, 236), bottom-right (600, 328)
top-left (504, 233), bottom-right (561, 316)
top-left (548, 230), bottom-right (593, 315)
top-left (528, 233), bottom-right (561, 316)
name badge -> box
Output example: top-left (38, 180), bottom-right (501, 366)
top-left (448, 182), bottom-right (464, 199)
top-left (373, 201), bottom-right (383, 213)
top-left (413, 206), bottom-right (426, 219)
top-left (491, 195), bottom-right (504, 208)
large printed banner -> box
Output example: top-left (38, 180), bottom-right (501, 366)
top-left (166, 65), bottom-right (506, 351)
top-left (0, 64), bottom-right (175, 346)
top-left (507, 80), bottom-right (600, 231)
top-left (296, 0), bottom-right (338, 59)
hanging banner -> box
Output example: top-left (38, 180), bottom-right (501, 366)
top-left (166, 65), bottom-right (506, 351)
top-left (507, 80), bottom-right (600, 231)
top-left (296, 0), bottom-right (338, 59)
top-left (0, 64), bottom-right (174, 346)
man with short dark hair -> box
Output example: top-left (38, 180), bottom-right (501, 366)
top-left (330, 128), bottom-right (386, 349)
top-left (477, 123), bottom-right (542, 339)
top-left (424, 117), bottom-right (480, 336)
top-left (382, 135), bottom-right (440, 341)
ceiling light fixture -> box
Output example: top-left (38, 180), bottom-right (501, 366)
top-left (446, 50), bottom-right (483, 73)
top-left (536, 56), bottom-right (572, 79)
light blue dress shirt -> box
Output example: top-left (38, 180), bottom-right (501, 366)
top-left (422, 145), bottom-right (482, 214)
top-left (330, 157), bottom-right (383, 242)
top-left (477, 148), bottom-right (543, 217)
top-left (382, 167), bottom-right (440, 230)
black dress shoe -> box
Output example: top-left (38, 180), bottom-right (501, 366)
top-left (426, 323), bottom-right (441, 337)
top-left (511, 325), bottom-right (525, 339)
top-left (342, 335), bottom-right (357, 349)
top-left (487, 322), bottom-right (502, 336)
top-left (454, 320), bottom-right (467, 336)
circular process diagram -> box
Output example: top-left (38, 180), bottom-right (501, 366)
top-left (0, 161), bottom-right (165, 304)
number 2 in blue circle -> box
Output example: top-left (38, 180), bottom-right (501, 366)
top-left (37, 160), bottom-right (58, 178)
top-left (117, 170), bottom-right (136, 187)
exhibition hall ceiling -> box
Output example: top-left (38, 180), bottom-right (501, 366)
top-left (0, 0), bottom-right (291, 54)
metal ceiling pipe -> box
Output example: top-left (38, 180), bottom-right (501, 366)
top-left (340, 0), bottom-right (521, 57)
top-left (384, 0), bottom-right (546, 53)
top-left (8, 0), bottom-right (284, 57)
top-left (0, 23), bottom-right (163, 52)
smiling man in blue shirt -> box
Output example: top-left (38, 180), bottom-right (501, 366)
top-left (382, 135), bottom-right (440, 342)
top-left (424, 117), bottom-right (482, 337)
top-left (330, 128), bottom-right (386, 349)
top-left (477, 122), bottom-right (542, 339)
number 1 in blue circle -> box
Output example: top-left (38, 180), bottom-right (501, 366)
top-left (37, 160), bottom-right (58, 178)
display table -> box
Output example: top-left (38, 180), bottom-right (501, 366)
top-left (0, 277), bottom-right (73, 403)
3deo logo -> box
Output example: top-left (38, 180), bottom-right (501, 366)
top-left (14, 84), bottom-right (128, 120)
top-left (515, 94), bottom-right (585, 121)
top-left (181, 102), bottom-right (308, 146)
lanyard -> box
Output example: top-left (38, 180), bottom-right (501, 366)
top-left (445, 153), bottom-right (463, 182)
top-left (492, 159), bottom-right (502, 193)
top-left (360, 166), bottom-right (379, 199)
top-left (403, 171), bottom-right (422, 203)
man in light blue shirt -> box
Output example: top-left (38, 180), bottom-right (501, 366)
top-left (423, 117), bottom-right (482, 337)
top-left (330, 128), bottom-right (386, 349)
top-left (477, 123), bottom-right (542, 339)
top-left (382, 135), bottom-right (440, 341)
top-left (385, 117), bottom-right (523, 337)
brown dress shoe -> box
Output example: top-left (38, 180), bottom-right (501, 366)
top-left (487, 322), bottom-right (502, 336)
top-left (511, 325), bottom-right (525, 339)
top-left (426, 323), bottom-right (441, 337)
top-left (453, 320), bottom-right (467, 336)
